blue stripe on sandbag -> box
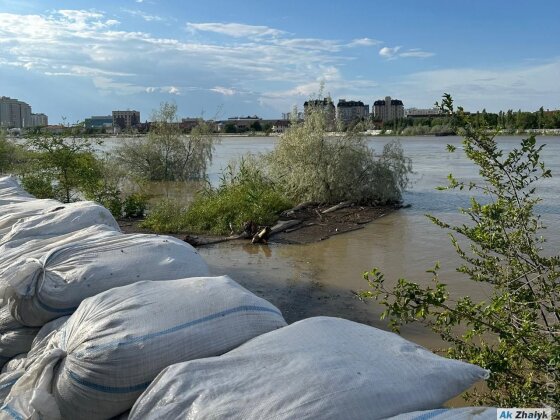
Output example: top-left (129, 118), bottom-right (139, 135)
top-left (0, 379), bottom-right (18, 390)
top-left (1, 405), bottom-right (24, 420)
top-left (35, 293), bottom-right (77, 314)
top-left (66, 305), bottom-right (283, 393)
top-left (68, 370), bottom-right (151, 394)
top-left (411, 408), bottom-right (449, 420)
top-left (76, 305), bottom-right (283, 356)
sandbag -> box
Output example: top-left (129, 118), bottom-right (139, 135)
top-left (5, 234), bottom-right (210, 326)
top-left (0, 200), bottom-right (60, 240)
top-left (0, 177), bottom-right (21, 192)
top-left (0, 199), bottom-right (60, 221)
top-left (129, 316), bottom-right (489, 420)
top-left (0, 224), bottom-right (119, 272)
top-left (0, 371), bottom-right (23, 403)
top-left (0, 201), bottom-right (120, 246)
top-left (387, 407), bottom-right (498, 419)
top-left (0, 225), bottom-right (121, 305)
top-left (31, 317), bottom-right (70, 351)
top-left (2, 276), bottom-right (287, 419)
top-left (0, 307), bottom-right (39, 368)
top-left (0, 177), bottom-right (34, 207)
top-left (1, 355), bottom-right (27, 375)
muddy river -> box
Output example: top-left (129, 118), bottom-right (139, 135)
top-left (105, 135), bottom-right (560, 350)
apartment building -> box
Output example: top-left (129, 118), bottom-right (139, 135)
top-left (112, 110), bottom-right (140, 130)
top-left (0, 96), bottom-right (32, 128)
top-left (336, 99), bottom-right (369, 127)
top-left (373, 96), bottom-right (404, 122)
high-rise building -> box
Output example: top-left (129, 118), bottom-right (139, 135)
top-left (30, 113), bottom-right (48, 127)
top-left (112, 110), bottom-right (140, 129)
top-left (336, 100), bottom-right (369, 127)
top-left (373, 96), bottom-right (404, 122)
top-left (0, 96), bottom-right (33, 128)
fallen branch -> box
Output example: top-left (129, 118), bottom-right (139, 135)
top-left (269, 219), bottom-right (302, 235)
top-left (184, 232), bottom-right (251, 247)
top-left (281, 201), bottom-right (317, 217)
top-left (321, 201), bottom-right (354, 214)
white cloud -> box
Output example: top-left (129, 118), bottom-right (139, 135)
top-left (399, 48), bottom-right (435, 58)
top-left (380, 46), bottom-right (435, 60)
top-left (122, 9), bottom-right (164, 22)
top-left (186, 22), bottom-right (284, 38)
top-left (347, 38), bottom-right (382, 47)
top-left (210, 86), bottom-right (236, 96)
top-left (390, 59), bottom-right (560, 111)
top-left (379, 46), bottom-right (401, 59)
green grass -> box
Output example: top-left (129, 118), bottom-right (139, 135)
top-left (141, 159), bottom-right (293, 235)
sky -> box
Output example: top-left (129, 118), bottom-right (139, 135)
top-left (1, 0), bottom-right (559, 124)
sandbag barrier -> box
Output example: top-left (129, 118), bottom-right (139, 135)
top-left (0, 176), bottom-right (495, 419)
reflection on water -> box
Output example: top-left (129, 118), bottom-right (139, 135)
top-left (106, 135), bottom-right (560, 349)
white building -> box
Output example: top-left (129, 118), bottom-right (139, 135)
top-left (373, 96), bottom-right (404, 122)
top-left (405, 107), bottom-right (442, 118)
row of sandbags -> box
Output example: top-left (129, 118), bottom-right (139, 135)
top-left (0, 176), bottom-right (221, 416)
top-left (0, 176), bottom-right (495, 419)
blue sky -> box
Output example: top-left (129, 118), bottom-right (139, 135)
top-left (1, 0), bottom-right (559, 123)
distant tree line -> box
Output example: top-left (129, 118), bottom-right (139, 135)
top-left (382, 107), bottom-right (560, 135)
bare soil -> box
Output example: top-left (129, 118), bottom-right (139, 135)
top-left (117, 203), bottom-right (401, 245)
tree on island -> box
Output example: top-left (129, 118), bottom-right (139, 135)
top-left (116, 102), bottom-right (216, 182)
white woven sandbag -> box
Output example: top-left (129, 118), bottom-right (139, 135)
top-left (0, 307), bottom-right (38, 368)
top-left (129, 316), bottom-right (489, 420)
top-left (2, 276), bottom-right (287, 420)
top-left (31, 317), bottom-right (70, 352)
top-left (0, 199), bottom-right (60, 221)
top-left (0, 200), bottom-right (61, 240)
top-left (0, 226), bottom-right (121, 306)
top-left (0, 224), bottom-right (119, 271)
top-left (0, 201), bottom-right (120, 246)
top-left (5, 234), bottom-right (210, 326)
top-left (0, 193), bottom-right (35, 207)
top-left (387, 407), bottom-right (498, 419)
top-left (1, 355), bottom-right (27, 375)
top-left (0, 370), bottom-right (23, 403)
top-left (0, 177), bottom-right (21, 192)
top-left (0, 177), bottom-right (33, 206)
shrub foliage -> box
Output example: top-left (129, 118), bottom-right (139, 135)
top-left (266, 105), bottom-right (411, 204)
top-left (360, 94), bottom-right (559, 408)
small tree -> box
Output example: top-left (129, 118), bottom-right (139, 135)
top-left (360, 94), bottom-right (559, 408)
top-left (20, 129), bottom-right (103, 203)
top-left (266, 105), bottom-right (411, 204)
top-left (116, 103), bottom-right (215, 181)
top-left (0, 131), bottom-right (23, 175)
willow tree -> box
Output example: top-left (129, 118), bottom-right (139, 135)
top-left (266, 104), bottom-right (411, 205)
top-left (116, 103), bottom-right (215, 181)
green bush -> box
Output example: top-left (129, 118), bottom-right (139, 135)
top-left (140, 199), bottom-right (188, 234)
top-left (360, 94), bottom-right (559, 407)
top-left (123, 193), bottom-right (149, 218)
top-left (183, 158), bottom-right (293, 235)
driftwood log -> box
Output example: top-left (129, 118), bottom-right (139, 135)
top-left (321, 201), bottom-right (354, 214)
top-left (280, 201), bottom-right (318, 217)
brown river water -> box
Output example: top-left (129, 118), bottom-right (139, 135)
top-left (104, 135), bottom-right (560, 351)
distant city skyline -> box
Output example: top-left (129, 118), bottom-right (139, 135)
top-left (1, 0), bottom-right (559, 124)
